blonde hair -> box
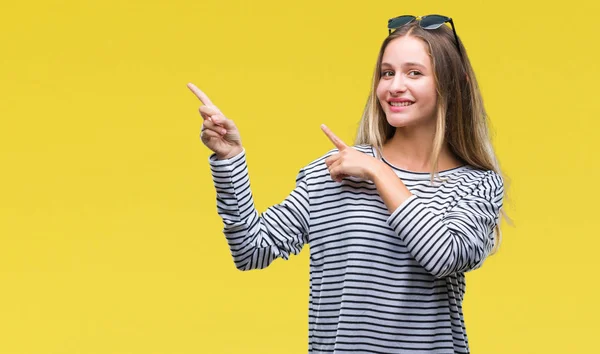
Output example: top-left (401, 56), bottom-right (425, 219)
top-left (355, 21), bottom-right (511, 253)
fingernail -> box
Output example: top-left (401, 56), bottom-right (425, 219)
top-left (221, 129), bottom-right (227, 135)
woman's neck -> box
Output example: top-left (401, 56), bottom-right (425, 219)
top-left (382, 125), bottom-right (463, 172)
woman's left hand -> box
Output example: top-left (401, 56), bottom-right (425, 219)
top-left (321, 124), bottom-right (380, 183)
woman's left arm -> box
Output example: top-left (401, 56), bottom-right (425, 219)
top-left (321, 125), bottom-right (504, 279)
top-left (373, 165), bottom-right (504, 278)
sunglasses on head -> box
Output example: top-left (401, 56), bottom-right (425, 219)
top-left (387, 15), bottom-right (463, 60)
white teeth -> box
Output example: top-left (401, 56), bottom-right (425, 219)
top-left (390, 101), bottom-right (413, 107)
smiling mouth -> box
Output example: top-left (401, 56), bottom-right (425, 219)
top-left (389, 101), bottom-right (414, 107)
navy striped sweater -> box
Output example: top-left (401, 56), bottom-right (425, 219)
top-left (209, 144), bottom-right (504, 353)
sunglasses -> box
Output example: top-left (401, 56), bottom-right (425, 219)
top-left (387, 15), bottom-right (463, 60)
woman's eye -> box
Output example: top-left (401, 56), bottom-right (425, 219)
top-left (381, 71), bottom-right (394, 77)
top-left (408, 70), bottom-right (422, 77)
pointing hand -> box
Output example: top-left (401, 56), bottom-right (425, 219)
top-left (187, 83), bottom-right (243, 160)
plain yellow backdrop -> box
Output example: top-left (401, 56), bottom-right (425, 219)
top-left (1, 0), bottom-right (598, 353)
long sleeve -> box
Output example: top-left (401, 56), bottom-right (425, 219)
top-left (386, 170), bottom-right (504, 278)
top-left (208, 149), bottom-right (310, 271)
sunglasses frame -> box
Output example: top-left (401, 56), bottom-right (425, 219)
top-left (387, 15), bottom-right (463, 61)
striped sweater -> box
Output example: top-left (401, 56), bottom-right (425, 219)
top-left (208, 144), bottom-right (504, 354)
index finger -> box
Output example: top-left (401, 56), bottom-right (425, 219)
top-left (187, 82), bottom-right (215, 107)
top-left (321, 124), bottom-right (348, 151)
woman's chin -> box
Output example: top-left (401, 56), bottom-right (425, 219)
top-left (385, 112), bottom-right (434, 129)
top-left (386, 116), bottom-right (413, 128)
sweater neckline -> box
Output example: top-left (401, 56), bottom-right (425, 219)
top-left (369, 145), bottom-right (471, 180)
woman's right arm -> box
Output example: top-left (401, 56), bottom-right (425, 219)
top-left (210, 151), bottom-right (310, 270)
top-left (188, 83), bottom-right (310, 271)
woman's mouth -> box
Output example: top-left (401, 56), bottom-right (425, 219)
top-left (389, 101), bottom-right (414, 112)
top-left (390, 101), bottom-right (414, 107)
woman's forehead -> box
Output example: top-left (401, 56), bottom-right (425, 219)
top-left (382, 36), bottom-right (431, 67)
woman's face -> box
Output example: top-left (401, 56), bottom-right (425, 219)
top-left (376, 36), bottom-right (438, 129)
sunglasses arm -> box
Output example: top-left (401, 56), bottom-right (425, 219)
top-left (448, 19), bottom-right (464, 61)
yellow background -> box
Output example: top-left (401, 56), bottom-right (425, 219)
top-left (1, 0), bottom-right (598, 353)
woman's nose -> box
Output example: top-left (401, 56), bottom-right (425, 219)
top-left (389, 76), bottom-right (407, 93)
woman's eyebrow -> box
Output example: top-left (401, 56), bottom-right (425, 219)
top-left (382, 62), bottom-right (426, 69)
top-left (403, 62), bottom-right (426, 69)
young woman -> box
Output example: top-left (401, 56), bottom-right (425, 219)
top-left (189, 14), bottom-right (506, 354)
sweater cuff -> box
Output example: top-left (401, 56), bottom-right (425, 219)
top-left (208, 148), bottom-right (253, 222)
top-left (208, 148), bottom-right (246, 168)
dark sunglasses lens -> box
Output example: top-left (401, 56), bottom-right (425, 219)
top-left (388, 15), bottom-right (415, 30)
top-left (420, 15), bottom-right (449, 29)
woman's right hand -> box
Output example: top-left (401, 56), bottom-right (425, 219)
top-left (187, 83), bottom-right (243, 160)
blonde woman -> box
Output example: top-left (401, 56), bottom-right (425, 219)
top-left (189, 14), bottom-right (506, 354)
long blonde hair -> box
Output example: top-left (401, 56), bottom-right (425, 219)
top-left (355, 21), bottom-right (511, 253)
